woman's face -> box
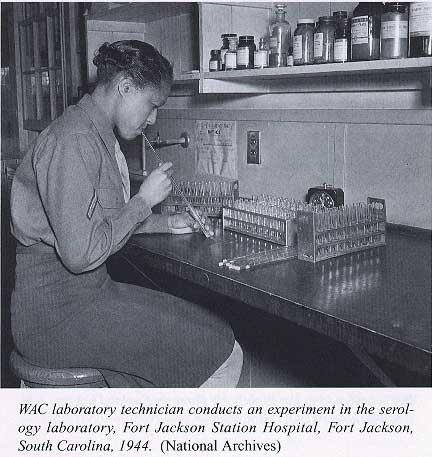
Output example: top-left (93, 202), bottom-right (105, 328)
top-left (114, 79), bottom-right (170, 140)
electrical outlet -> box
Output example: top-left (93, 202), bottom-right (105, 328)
top-left (247, 131), bottom-right (261, 164)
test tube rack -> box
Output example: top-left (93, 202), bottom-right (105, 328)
top-left (222, 196), bottom-right (309, 246)
top-left (297, 197), bottom-right (386, 263)
top-left (160, 179), bottom-right (239, 217)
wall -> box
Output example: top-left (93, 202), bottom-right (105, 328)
top-left (136, 2), bottom-right (432, 231)
top-left (85, 1), bottom-right (431, 229)
top-left (145, 106), bottom-right (431, 229)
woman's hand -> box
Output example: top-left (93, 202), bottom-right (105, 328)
top-left (137, 162), bottom-right (172, 208)
top-left (168, 210), bottom-right (214, 236)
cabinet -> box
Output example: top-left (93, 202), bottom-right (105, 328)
top-left (85, 2), bottom-right (431, 100)
top-left (11, 2), bottom-right (84, 150)
top-left (85, 2), bottom-right (199, 84)
top-left (198, 2), bottom-right (431, 96)
top-left (1, 3), bottom-right (20, 157)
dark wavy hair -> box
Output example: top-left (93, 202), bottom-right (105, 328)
top-left (93, 40), bottom-right (173, 89)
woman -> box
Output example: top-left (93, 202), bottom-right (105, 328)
top-left (10, 40), bottom-right (242, 387)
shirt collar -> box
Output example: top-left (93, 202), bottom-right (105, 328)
top-left (77, 94), bottom-right (117, 155)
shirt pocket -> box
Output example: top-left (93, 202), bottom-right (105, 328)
top-left (97, 187), bottom-right (124, 209)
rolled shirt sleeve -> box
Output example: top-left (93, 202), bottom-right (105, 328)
top-left (33, 132), bottom-right (152, 273)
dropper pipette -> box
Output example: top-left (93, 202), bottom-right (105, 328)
top-left (142, 131), bottom-right (213, 238)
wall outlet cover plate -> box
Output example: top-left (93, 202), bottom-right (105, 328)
top-left (247, 130), bottom-right (261, 164)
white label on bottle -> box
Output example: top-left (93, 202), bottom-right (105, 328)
top-left (269, 36), bottom-right (278, 49)
top-left (409, 3), bottom-right (432, 35)
top-left (314, 32), bottom-right (324, 57)
top-left (237, 47), bottom-right (249, 66)
top-left (254, 50), bottom-right (268, 68)
top-left (225, 52), bottom-right (236, 69)
top-left (334, 38), bottom-right (348, 62)
top-left (209, 60), bottom-right (219, 71)
top-left (293, 35), bottom-right (303, 60)
top-left (381, 20), bottom-right (408, 39)
top-left (351, 16), bottom-right (369, 44)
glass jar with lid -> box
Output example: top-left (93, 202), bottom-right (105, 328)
top-left (293, 19), bottom-right (315, 65)
top-left (334, 18), bottom-right (350, 62)
top-left (380, 3), bottom-right (408, 59)
top-left (237, 35), bottom-right (256, 69)
top-left (314, 16), bottom-right (336, 63)
top-left (224, 36), bottom-right (238, 71)
top-left (220, 34), bottom-right (237, 70)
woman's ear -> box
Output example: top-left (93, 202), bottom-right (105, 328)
top-left (117, 77), bottom-right (135, 98)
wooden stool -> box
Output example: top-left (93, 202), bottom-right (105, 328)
top-left (10, 351), bottom-right (107, 388)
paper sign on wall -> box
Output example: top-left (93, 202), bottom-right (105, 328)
top-left (196, 120), bottom-right (237, 178)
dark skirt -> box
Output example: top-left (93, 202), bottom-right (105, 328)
top-left (11, 244), bottom-right (234, 387)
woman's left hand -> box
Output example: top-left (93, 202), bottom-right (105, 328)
top-left (168, 210), bottom-right (214, 236)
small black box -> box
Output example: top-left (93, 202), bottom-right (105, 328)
top-left (306, 184), bottom-right (344, 208)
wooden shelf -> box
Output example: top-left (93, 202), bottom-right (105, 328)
top-left (199, 57), bottom-right (432, 94)
top-left (203, 57), bottom-right (432, 80)
top-left (171, 72), bottom-right (200, 96)
top-left (174, 72), bottom-right (201, 83)
top-left (170, 58), bottom-right (431, 95)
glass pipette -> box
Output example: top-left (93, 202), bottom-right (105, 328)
top-left (142, 131), bottom-right (213, 238)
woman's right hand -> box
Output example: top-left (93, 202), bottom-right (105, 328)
top-left (137, 162), bottom-right (173, 208)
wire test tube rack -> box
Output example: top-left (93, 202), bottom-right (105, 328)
top-left (222, 196), bottom-right (309, 246)
top-left (160, 179), bottom-right (239, 217)
top-left (297, 197), bottom-right (386, 262)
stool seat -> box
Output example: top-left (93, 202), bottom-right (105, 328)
top-left (10, 351), bottom-right (106, 388)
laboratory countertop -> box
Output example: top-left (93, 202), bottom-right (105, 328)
top-left (125, 223), bottom-right (431, 377)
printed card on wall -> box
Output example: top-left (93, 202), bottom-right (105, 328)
top-left (196, 120), bottom-right (237, 178)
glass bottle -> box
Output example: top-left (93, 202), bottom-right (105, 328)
top-left (351, 2), bottom-right (383, 61)
top-left (314, 16), bottom-right (336, 64)
top-left (380, 3), bottom-right (408, 59)
top-left (237, 35), bottom-right (256, 69)
top-left (333, 10), bottom-right (348, 22)
top-left (254, 37), bottom-right (269, 68)
top-left (409, 2), bottom-right (432, 57)
top-left (334, 17), bottom-right (350, 62)
top-left (209, 50), bottom-right (222, 72)
top-left (269, 3), bottom-right (291, 67)
top-left (224, 36), bottom-right (238, 71)
top-left (293, 19), bottom-right (315, 65)
top-left (220, 34), bottom-right (237, 70)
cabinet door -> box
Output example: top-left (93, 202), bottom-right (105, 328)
top-left (146, 13), bottom-right (198, 77)
top-left (12, 2), bottom-right (83, 152)
top-left (1, 3), bottom-right (20, 157)
top-left (87, 13), bottom-right (199, 83)
top-left (200, 2), bottom-right (272, 72)
top-left (86, 20), bottom-right (146, 84)
top-left (15, 3), bottom-right (67, 131)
